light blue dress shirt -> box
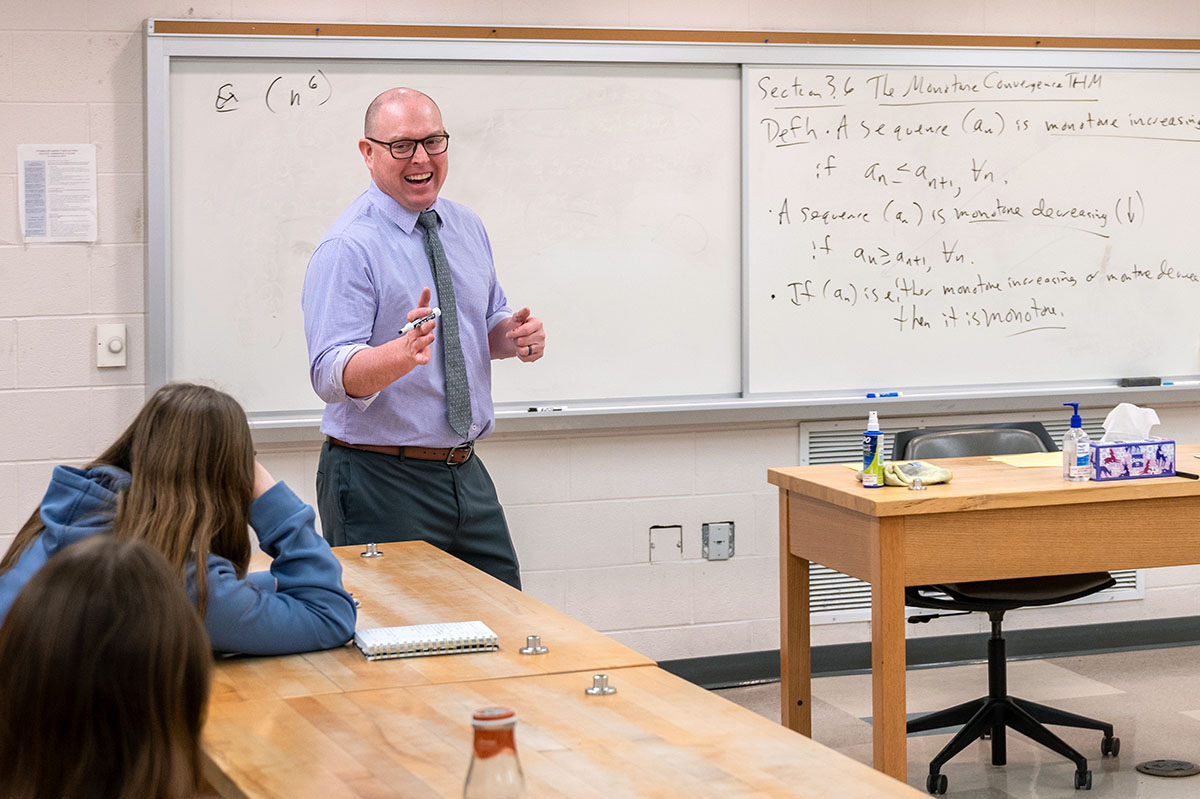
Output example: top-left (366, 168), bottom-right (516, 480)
top-left (302, 182), bottom-right (511, 447)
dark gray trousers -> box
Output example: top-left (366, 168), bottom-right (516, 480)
top-left (316, 441), bottom-right (521, 589)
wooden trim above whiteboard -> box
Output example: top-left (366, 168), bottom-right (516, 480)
top-left (148, 20), bottom-right (1200, 52)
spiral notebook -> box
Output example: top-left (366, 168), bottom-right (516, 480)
top-left (353, 620), bottom-right (499, 661)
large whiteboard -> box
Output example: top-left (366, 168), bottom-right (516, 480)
top-left (747, 66), bottom-right (1200, 394)
top-left (165, 58), bottom-right (740, 417)
top-left (148, 29), bottom-right (1200, 425)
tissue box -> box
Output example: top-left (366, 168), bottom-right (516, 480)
top-left (1090, 439), bottom-right (1175, 481)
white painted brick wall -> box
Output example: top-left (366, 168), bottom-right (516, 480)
top-left (90, 244), bottom-right (144, 313)
top-left (507, 500), bottom-right (638, 571)
top-left (695, 427), bottom-right (799, 494)
top-left (0, 246), bottom-right (91, 316)
top-left (11, 32), bottom-right (142, 104)
top-left (613, 621), bottom-right (755, 661)
top-left (518, 568), bottom-right (567, 611)
top-left (0, 320), bottom-right (14, 387)
top-left (1146, 565), bottom-right (1200, 588)
top-left (18, 315), bottom-right (143, 386)
top-left (3, 1), bottom-right (83, 31)
top-left (567, 432), bottom-right (696, 500)
top-left (749, 618), bottom-right (781, 652)
top-left (0, 389), bottom-right (96, 461)
top-left (0, 463), bottom-right (19, 538)
top-left (564, 561), bottom-right (694, 630)
top-left (0, 176), bottom-right (17, 244)
top-left (751, 491), bottom-right (780, 556)
top-left (0, 33), bottom-right (13, 104)
top-left (481, 436), bottom-right (572, 504)
top-left (4, 0), bottom-right (1200, 666)
top-left (88, 385), bottom-right (148, 452)
top-left (95, 174), bottom-right (144, 243)
top-left (0, 104), bottom-right (89, 164)
top-left (693, 556), bottom-right (779, 625)
top-left (254, 446), bottom-right (321, 507)
top-left (16, 461), bottom-right (64, 514)
top-left (89, 103), bottom-right (143, 174)
top-left (87, 3), bottom-right (228, 33)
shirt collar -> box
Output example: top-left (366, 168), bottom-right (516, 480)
top-left (367, 181), bottom-right (440, 234)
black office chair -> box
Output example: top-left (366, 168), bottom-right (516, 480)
top-left (898, 422), bottom-right (1118, 794)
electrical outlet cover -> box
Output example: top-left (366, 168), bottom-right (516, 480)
top-left (702, 521), bottom-right (734, 560)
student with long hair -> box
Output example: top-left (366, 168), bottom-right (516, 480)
top-left (0, 535), bottom-right (212, 799)
top-left (0, 382), bottom-right (356, 655)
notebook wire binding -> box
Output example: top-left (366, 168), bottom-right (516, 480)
top-left (353, 619), bottom-right (498, 661)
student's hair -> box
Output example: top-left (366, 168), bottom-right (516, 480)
top-left (0, 382), bottom-right (254, 612)
top-left (0, 535), bottom-right (213, 799)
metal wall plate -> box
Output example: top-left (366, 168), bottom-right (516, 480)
top-left (702, 521), bottom-right (734, 560)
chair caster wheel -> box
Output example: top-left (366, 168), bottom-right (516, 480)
top-left (926, 773), bottom-right (948, 795)
top-left (1074, 769), bottom-right (1092, 790)
top-left (1101, 735), bottom-right (1120, 757)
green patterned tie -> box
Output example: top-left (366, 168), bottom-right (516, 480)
top-left (417, 210), bottom-right (473, 439)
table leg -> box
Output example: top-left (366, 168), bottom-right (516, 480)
top-left (871, 518), bottom-right (908, 782)
top-left (779, 490), bottom-right (811, 734)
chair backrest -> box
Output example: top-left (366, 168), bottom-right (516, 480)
top-left (898, 422), bottom-right (1053, 460)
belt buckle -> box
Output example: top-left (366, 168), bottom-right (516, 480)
top-left (446, 441), bottom-right (474, 465)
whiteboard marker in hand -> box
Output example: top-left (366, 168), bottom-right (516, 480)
top-left (399, 307), bottom-right (441, 335)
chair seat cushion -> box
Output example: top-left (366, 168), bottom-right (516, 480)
top-left (939, 572), bottom-right (1116, 605)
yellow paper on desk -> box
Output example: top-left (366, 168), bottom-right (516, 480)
top-left (988, 452), bottom-right (1061, 468)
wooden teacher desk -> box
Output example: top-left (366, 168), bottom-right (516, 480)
top-left (769, 443), bottom-right (1200, 783)
top-left (204, 541), bottom-right (924, 798)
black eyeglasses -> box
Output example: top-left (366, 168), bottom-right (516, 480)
top-left (365, 133), bottom-right (450, 160)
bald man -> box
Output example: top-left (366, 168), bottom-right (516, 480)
top-left (301, 88), bottom-right (545, 589)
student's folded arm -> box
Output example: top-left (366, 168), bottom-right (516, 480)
top-left (244, 570), bottom-right (276, 592)
top-left (200, 482), bottom-right (356, 656)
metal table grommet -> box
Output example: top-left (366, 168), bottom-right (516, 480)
top-left (519, 634), bottom-right (548, 655)
top-left (585, 673), bottom-right (617, 696)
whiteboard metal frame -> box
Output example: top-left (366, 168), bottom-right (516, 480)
top-left (146, 21), bottom-right (1200, 429)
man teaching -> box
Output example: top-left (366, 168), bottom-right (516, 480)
top-left (302, 87), bottom-right (544, 589)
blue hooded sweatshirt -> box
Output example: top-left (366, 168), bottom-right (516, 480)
top-left (0, 464), bottom-right (356, 656)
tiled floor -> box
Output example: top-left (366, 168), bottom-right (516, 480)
top-left (713, 645), bottom-right (1200, 797)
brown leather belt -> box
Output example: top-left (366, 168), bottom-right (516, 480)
top-left (326, 436), bottom-right (474, 465)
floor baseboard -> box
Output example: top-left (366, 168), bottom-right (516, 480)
top-left (659, 615), bottom-right (1200, 690)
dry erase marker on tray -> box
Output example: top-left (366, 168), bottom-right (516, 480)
top-left (527, 406), bottom-right (566, 413)
top-left (399, 307), bottom-right (441, 335)
top-left (866, 392), bottom-right (901, 398)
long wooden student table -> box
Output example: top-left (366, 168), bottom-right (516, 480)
top-left (203, 541), bottom-right (925, 798)
top-left (768, 443), bottom-right (1200, 783)
top-left (210, 540), bottom-right (653, 703)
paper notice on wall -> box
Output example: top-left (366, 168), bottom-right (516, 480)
top-left (17, 144), bottom-right (98, 243)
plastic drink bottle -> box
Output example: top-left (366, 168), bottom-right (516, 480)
top-left (464, 707), bottom-right (525, 798)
